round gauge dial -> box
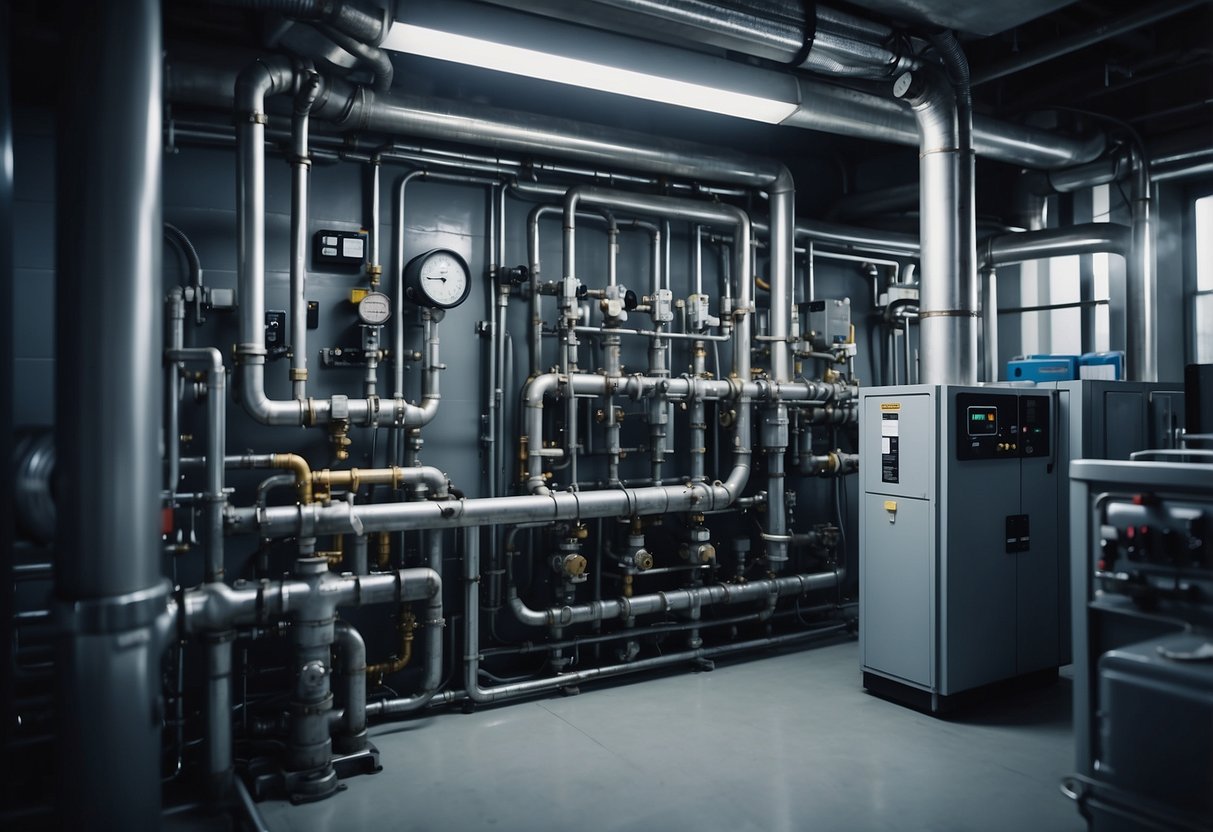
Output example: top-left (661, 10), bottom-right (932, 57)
top-left (357, 291), bottom-right (392, 326)
top-left (403, 248), bottom-right (471, 309)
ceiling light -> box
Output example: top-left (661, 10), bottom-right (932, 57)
top-left (380, 4), bottom-right (801, 125)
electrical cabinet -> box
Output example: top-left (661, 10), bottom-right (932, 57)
top-left (858, 385), bottom-right (1061, 712)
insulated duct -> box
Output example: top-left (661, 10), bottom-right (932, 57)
top-left (169, 61), bottom-right (1103, 171)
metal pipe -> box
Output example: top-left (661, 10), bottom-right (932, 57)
top-left (166, 348), bottom-right (227, 582)
top-left (508, 568), bottom-right (844, 628)
top-left (332, 620), bottom-right (368, 754)
top-left (982, 266), bottom-right (999, 383)
top-left (982, 223), bottom-right (1131, 267)
top-left (1127, 146), bottom-right (1156, 381)
top-left (363, 530), bottom-right (446, 716)
top-left (204, 633), bottom-right (235, 802)
top-left (165, 290), bottom-right (185, 498)
top-left (238, 62), bottom-right (445, 429)
top-left (290, 68), bottom-right (320, 399)
top-left (464, 525), bottom-right (846, 703)
top-left (894, 66), bottom-right (978, 385)
top-left (972, 0), bottom-right (1208, 86)
top-left (55, 1), bottom-right (167, 825)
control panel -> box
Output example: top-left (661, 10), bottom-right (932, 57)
top-left (313, 229), bottom-right (367, 268)
top-left (955, 392), bottom-right (1051, 461)
top-left (1097, 495), bottom-right (1213, 606)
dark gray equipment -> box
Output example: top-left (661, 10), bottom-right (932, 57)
top-left (1042, 379), bottom-right (1185, 662)
top-left (1067, 456), bottom-right (1213, 832)
top-left (858, 384), bottom-right (1061, 712)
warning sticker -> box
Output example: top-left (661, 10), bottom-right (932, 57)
top-left (881, 412), bottom-right (899, 483)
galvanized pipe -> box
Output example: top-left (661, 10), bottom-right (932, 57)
top-left (290, 69), bottom-right (320, 400)
top-left (332, 620), bottom-right (368, 754)
top-left (364, 530), bottom-right (446, 717)
top-left (508, 568), bottom-right (845, 628)
top-left (1127, 146), bottom-right (1157, 381)
top-left (463, 525), bottom-right (846, 704)
top-left (165, 348), bottom-right (227, 582)
top-left (894, 66), bottom-right (978, 386)
top-left (982, 223), bottom-right (1131, 267)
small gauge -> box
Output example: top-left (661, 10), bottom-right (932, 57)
top-left (403, 249), bottom-right (471, 309)
top-left (357, 291), bottom-right (392, 326)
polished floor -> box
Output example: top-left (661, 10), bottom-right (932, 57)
top-left (247, 637), bottom-right (1082, 832)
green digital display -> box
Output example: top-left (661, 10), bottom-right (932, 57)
top-left (967, 406), bottom-right (998, 436)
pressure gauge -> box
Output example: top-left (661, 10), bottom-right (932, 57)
top-left (357, 291), bottom-right (392, 326)
top-left (403, 248), bottom-right (471, 309)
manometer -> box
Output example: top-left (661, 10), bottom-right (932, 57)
top-left (403, 249), bottom-right (471, 309)
top-left (357, 291), bottom-right (392, 325)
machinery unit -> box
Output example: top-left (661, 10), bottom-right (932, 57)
top-left (858, 385), bottom-right (1062, 711)
top-left (1067, 456), bottom-right (1213, 832)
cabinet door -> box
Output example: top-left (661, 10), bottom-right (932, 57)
top-left (1018, 457), bottom-right (1060, 673)
top-left (861, 493), bottom-right (932, 688)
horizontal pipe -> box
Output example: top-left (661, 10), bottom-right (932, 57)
top-left (508, 569), bottom-right (845, 628)
top-left (181, 567), bottom-right (441, 634)
top-left (982, 223), bottom-right (1131, 267)
top-left (170, 62), bottom-right (1102, 173)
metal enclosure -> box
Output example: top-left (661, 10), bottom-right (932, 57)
top-left (1068, 458), bottom-right (1213, 832)
top-left (1042, 379), bottom-right (1185, 663)
top-left (859, 384), bottom-right (1062, 711)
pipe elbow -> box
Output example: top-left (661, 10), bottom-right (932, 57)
top-left (770, 163), bottom-right (795, 195)
top-left (273, 453), bottom-right (314, 504)
top-left (508, 589), bottom-right (550, 628)
top-left (235, 56), bottom-right (294, 112)
top-left (524, 372), bottom-right (561, 408)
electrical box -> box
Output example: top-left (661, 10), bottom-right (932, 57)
top-left (859, 384), bottom-right (1061, 712)
top-left (805, 297), bottom-right (851, 351)
top-left (313, 229), bottom-right (367, 267)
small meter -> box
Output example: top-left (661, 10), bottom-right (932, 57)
top-left (403, 249), bottom-right (471, 309)
top-left (357, 292), bottom-right (392, 326)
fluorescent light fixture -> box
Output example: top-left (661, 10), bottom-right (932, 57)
top-left (381, 19), bottom-right (801, 125)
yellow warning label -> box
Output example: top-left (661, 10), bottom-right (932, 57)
top-left (880, 402), bottom-right (901, 411)
top-left (883, 500), bottom-right (898, 512)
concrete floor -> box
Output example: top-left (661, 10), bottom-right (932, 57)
top-left (249, 637), bottom-right (1083, 832)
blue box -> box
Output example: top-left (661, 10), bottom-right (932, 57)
top-left (1006, 355), bottom-right (1079, 382)
top-left (1079, 351), bottom-right (1124, 380)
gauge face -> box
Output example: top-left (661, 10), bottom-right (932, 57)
top-left (404, 249), bottom-right (471, 309)
top-left (358, 292), bottom-right (392, 325)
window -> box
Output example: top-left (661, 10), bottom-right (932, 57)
top-left (1195, 194), bottom-right (1213, 363)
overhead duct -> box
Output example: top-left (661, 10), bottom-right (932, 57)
top-left (379, 0), bottom-right (1103, 170)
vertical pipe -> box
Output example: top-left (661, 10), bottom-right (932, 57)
top-left (290, 70), bottom-right (319, 400)
top-left (894, 67), bottom-right (978, 386)
top-left (1127, 146), bottom-right (1156, 381)
top-left (204, 634), bottom-right (235, 802)
top-left (982, 266), bottom-right (999, 382)
top-left (332, 621), bottom-right (368, 754)
top-left (166, 291), bottom-right (185, 496)
top-left (769, 182), bottom-right (795, 383)
top-left (486, 184), bottom-right (500, 499)
top-left (54, 1), bottom-right (166, 826)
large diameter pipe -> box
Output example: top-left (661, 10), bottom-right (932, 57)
top-left (982, 224), bottom-right (1131, 267)
top-left (895, 68), bottom-right (978, 386)
top-left (54, 0), bottom-right (167, 826)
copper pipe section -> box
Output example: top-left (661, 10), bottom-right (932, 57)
top-left (366, 608), bottom-right (416, 685)
top-left (377, 532), bottom-right (392, 570)
top-left (271, 453), bottom-right (314, 504)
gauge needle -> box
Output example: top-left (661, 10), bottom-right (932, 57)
top-left (425, 276), bottom-right (447, 281)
